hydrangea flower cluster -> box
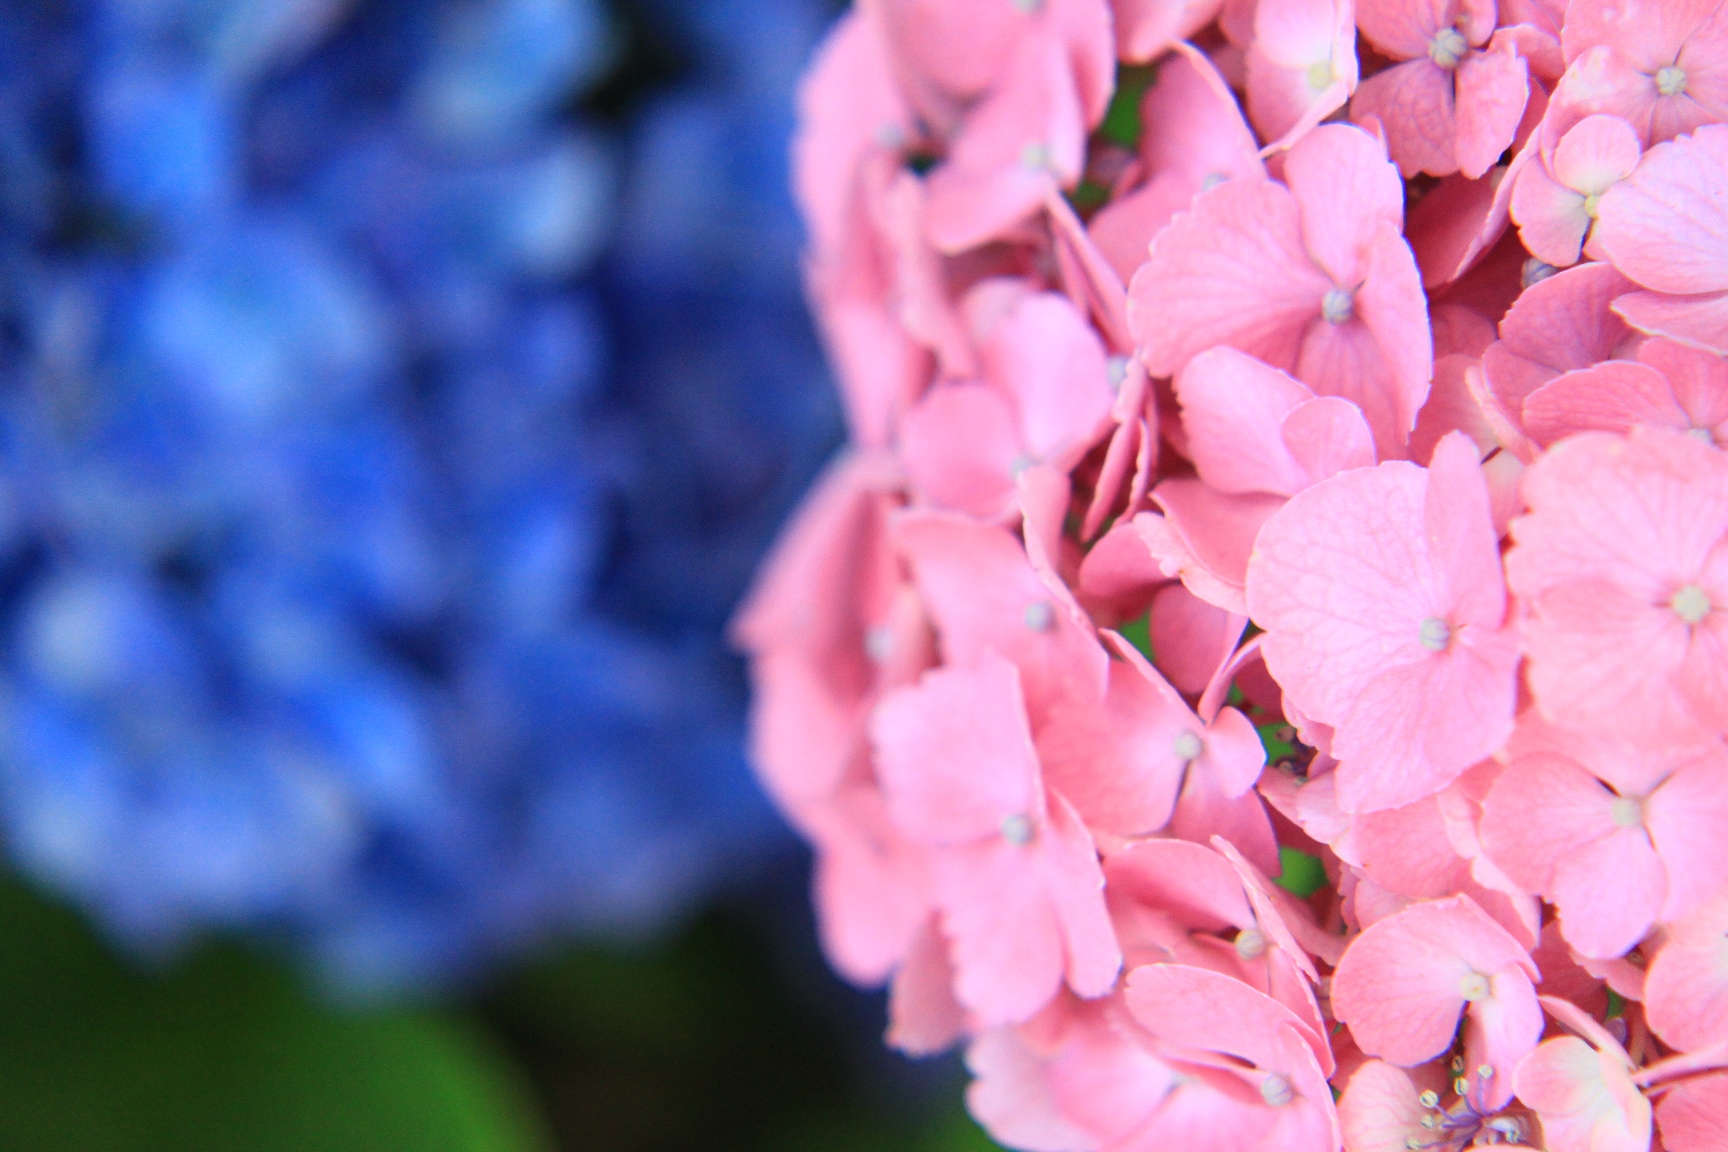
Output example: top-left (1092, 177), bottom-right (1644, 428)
top-left (0, 0), bottom-right (838, 989)
top-left (739, 1), bottom-right (1728, 1147)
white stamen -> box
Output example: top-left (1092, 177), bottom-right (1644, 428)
top-left (1583, 191), bottom-right (1603, 218)
top-left (1459, 971), bottom-right (1490, 1002)
top-left (1024, 601), bottom-right (1055, 632)
top-left (1001, 812), bottom-right (1035, 846)
top-left (1419, 616), bottom-right (1452, 652)
top-left (1672, 583), bottom-right (1711, 625)
top-left (1235, 927), bottom-right (1268, 960)
top-left (1173, 729), bottom-right (1205, 762)
top-left (1656, 65), bottom-right (1688, 97)
top-left (1106, 355), bottom-right (1130, 393)
top-left (1429, 27), bottom-right (1468, 68)
top-left (1477, 1064), bottom-right (1494, 1080)
top-left (1259, 1073), bottom-right (1294, 1107)
top-left (1321, 287), bottom-right (1355, 324)
top-left (1610, 795), bottom-right (1644, 828)
top-left (865, 625), bottom-right (894, 664)
top-left (1306, 60), bottom-right (1334, 92)
top-left (1418, 1090), bottom-right (1440, 1109)
top-left (1021, 142), bottom-right (1052, 171)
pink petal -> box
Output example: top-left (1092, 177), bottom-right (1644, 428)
top-left (871, 654), bottom-right (1042, 845)
top-left (1550, 113), bottom-right (1643, 194)
top-left (1479, 751), bottom-right (1621, 898)
top-left (1509, 149), bottom-right (1592, 267)
top-left (1176, 347), bottom-right (1319, 497)
top-left (1454, 39), bottom-right (1530, 179)
top-left (887, 914), bottom-right (968, 1054)
top-left (805, 785), bottom-right (932, 985)
top-left (1330, 222), bottom-right (1435, 454)
top-left (1613, 287), bottom-right (1728, 356)
top-left (1281, 397), bottom-right (1378, 483)
top-left (1644, 896), bottom-right (1728, 1055)
top-left (981, 290), bottom-right (1114, 464)
top-left (1550, 823), bottom-right (1667, 960)
top-left (1520, 359), bottom-right (1689, 446)
top-left (1641, 337), bottom-right (1728, 436)
top-left (1137, 484), bottom-right (1284, 616)
top-left (872, 0), bottom-right (1030, 103)
top-left (1114, 0), bottom-right (1227, 61)
top-left (1350, 59), bottom-right (1458, 178)
top-left (1331, 895), bottom-right (1538, 1067)
top-left (1645, 750), bottom-right (1728, 922)
top-left (1593, 123), bottom-right (1728, 294)
top-left (1481, 261), bottom-right (1637, 437)
top-left (1171, 762), bottom-right (1282, 877)
top-left (1244, 0), bottom-right (1359, 149)
top-left (1353, 0), bottom-right (1455, 58)
top-left (1338, 1061), bottom-right (1431, 1152)
top-left (1150, 583), bottom-right (1239, 696)
top-left (1281, 123), bottom-right (1407, 286)
top-left (1037, 654), bottom-right (1192, 837)
top-left (1140, 44), bottom-right (1266, 189)
top-left (1129, 177), bottom-right (1331, 380)
top-left (1124, 962), bottom-right (1319, 1073)
top-left (897, 513), bottom-right (1110, 722)
top-left (1657, 1074), bottom-right (1728, 1152)
top-left (964, 1028), bottom-right (1097, 1152)
top-left (1513, 1036), bottom-right (1653, 1152)
top-left (1461, 964), bottom-right (1545, 1108)
top-left (1105, 837), bottom-right (1254, 932)
top-left (1087, 175), bottom-right (1195, 287)
top-left (899, 382), bottom-right (1021, 518)
top-left (1042, 790), bottom-right (1125, 999)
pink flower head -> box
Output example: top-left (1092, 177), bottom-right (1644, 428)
top-left (1176, 346), bottom-right (1378, 497)
top-left (1645, 895), bottom-right (1728, 1055)
top-left (900, 287), bottom-right (1114, 519)
top-left (1246, 431), bottom-right (1519, 813)
top-left (1557, 0), bottom-right (1728, 146)
top-left (1512, 1032), bottom-right (1651, 1152)
top-left (1505, 426), bottom-right (1728, 744)
top-left (1509, 113), bottom-right (1643, 268)
top-left (895, 511), bottom-right (1109, 725)
top-left (1331, 895), bottom-right (1543, 1109)
top-left (1244, 0), bottom-right (1361, 151)
top-left (1088, 46), bottom-right (1266, 286)
top-left (1350, 0), bottom-right (1530, 178)
top-left (1129, 123), bottom-right (1431, 457)
top-left (1479, 738), bottom-right (1728, 958)
top-left (1521, 335), bottom-right (1728, 448)
top-left (1124, 964), bottom-right (1341, 1152)
top-left (870, 652), bottom-right (1121, 1024)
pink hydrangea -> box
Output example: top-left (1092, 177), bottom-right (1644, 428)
top-left (740, 4), bottom-right (1728, 1148)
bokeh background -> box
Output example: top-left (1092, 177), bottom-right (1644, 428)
top-left (0, 0), bottom-right (985, 1146)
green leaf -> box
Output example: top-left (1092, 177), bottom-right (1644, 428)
top-left (1273, 847), bottom-right (1329, 898)
top-left (0, 879), bottom-right (548, 1152)
top-left (1098, 65), bottom-right (1157, 150)
top-left (1117, 611), bottom-right (1155, 664)
top-left (1257, 722), bottom-right (1297, 764)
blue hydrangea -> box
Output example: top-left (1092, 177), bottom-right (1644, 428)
top-left (0, 0), bottom-right (841, 991)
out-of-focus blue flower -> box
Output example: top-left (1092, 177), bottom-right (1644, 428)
top-left (0, 0), bottom-right (841, 991)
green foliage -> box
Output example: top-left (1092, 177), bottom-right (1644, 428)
top-left (1118, 611), bottom-right (1156, 664)
top-left (1099, 65), bottom-right (1158, 149)
top-left (1257, 722), bottom-right (1297, 764)
top-left (1273, 846), bottom-right (1330, 898)
top-left (0, 880), bottom-right (547, 1152)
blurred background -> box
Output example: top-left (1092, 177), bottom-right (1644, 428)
top-left (0, 0), bottom-right (984, 1146)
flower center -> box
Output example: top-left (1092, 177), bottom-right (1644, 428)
top-left (1173, 729), bottom-right (1205, 762)
top-left (1306, 60), bottom-right (1333, 92)
top-left (864, 625), bottom-right (894, 663)
top-left (1429, 27), bottom-right (1469, 68)
top-left (1259, 1073), bottom-right (1295, 1107)
top-left (1024, 601), bottom-right (1055, 631)
top-left (1459, 971), bottom-right (1490, 1002)
top-left (1321, 287), bottom-right (1355, 324)
top-left (1235, 927), bottom-right (1268, 960)
top-left (1656, 64), bottom-right (1688, 96)
top-left (1672, 583), bottom-right (1711, 625)
top-left (1020, 141), bottom-right (1052, 171)
top-left (1001, 812), bottom-right (1035, 846)
top-left (1688, 426), bottom-right (1715, 444)
top-left (1583, 191), bottom-right (1602, 218)
top-left (1522, 257), bottom-right (1559, 288)
top-left (1419, 616), bottom-right (1452, 652)
top-left (1106, 355), bottom-right (1130, 393)
top-left (1611, 795), bottom-right (1644, 828)
top-left (1201, 171), bottom-right (1228, 191)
